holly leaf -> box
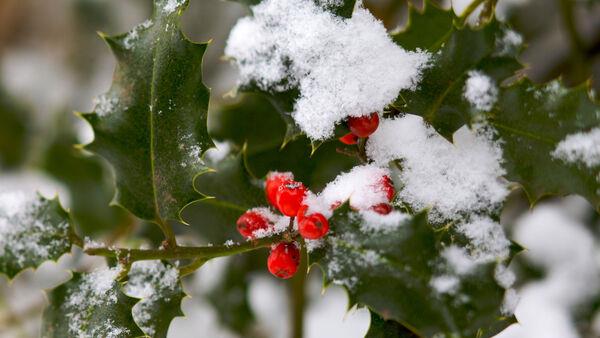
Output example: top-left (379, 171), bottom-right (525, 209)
top-left (42, 269), bottom-right (144, 338)
top-left (183, 154), bottom-right (264, 243)
top-left (391, 1), bottom-right (453, 51)
top-left (124, 260), bottom-right (185, 338)
top-left (0, 194), bottom-right (77, 280)
top-left (0, 86), bottom-right (30, 169)
top-left (397, 16), bottom-right (521, 139)
top-left (490, 80), bottom-right (600, 209)
top-left (80, 0), bottom-right (212, 223)
top-left (310, 206), bottom-right (514, 337)
top-left (366, 311), bottom-right (419, 338)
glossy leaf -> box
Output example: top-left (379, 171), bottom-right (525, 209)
top-left (124, 260), bottom-right (185, 338)
top-left (310, 206), bottom-right (514, 337)
top-left (366, 311), bottom-right (419, 338)
top-left (490, 80), bottom-right (600, 209)
top-left (0, 195), bottom-right (76, 279)
top-left (42, 270), bottom-right (144, 338)
top-left (392, 1), bottom-right (453, 51)
top-left (81, 0), bottom-right (212, 223)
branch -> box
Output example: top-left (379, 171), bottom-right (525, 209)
top-left (84, 233), bottom-right (289, 263)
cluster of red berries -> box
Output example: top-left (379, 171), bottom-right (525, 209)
top-left (236, 173), bottom-right (330, 279)
top-left (338, 112), bottom-right (379, 145)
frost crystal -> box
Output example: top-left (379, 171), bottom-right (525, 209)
top-left (64, 267), bottom-right (128, 338)
top-left (458, 216), bottom-right (510, 262)
top-left (366, 116), bottom-right (508, 223)
top-left (123, 20), bottom-right (152, 50)
top-left (463, 70), bottom-right (498, 111)
top-left (225, 0), bottom-right (430, 140)
top-left (124, 261), bottom-right (180, 337)
top-left (162, 0), bottom-right (185, 14)
top-left (551, 127), bottom-right (600, 168)
top-left (0, 191), bottom-right (70, 272)
top-left (92, 94), bottom-right (119, 117)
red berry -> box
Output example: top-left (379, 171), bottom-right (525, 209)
top-left (267, 243), bottom-right (300, 279)
top-left (338, 132), bottom-right (358, 145)
top-left (297, 204), bottom-right (308, 222)
top-left (298, 213), bottom-right (329, 239)
top-left (265, 172), bottom-right (293, 207)
top-left (276, 180), bottom-right (307, 217)
top-left (347, 112), bottom-right (379, 138)
top-left (379, 175), bottom-right (395, 202)
top-left (371, 203), bottom-right (393, 215)
top-left (236, 211), bottom-right (270, 239)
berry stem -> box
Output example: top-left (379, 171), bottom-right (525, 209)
top-left (84, 233), bottom-right (290, 263)
top-left (357, 137), bottom-right (368, 163)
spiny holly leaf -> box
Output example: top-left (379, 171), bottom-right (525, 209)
top-left (0, 86), bottom-right (30, 169)
top-left (391, 1), bottom-right (453, 51)
top-left (183, 154), bottom-right (264, 243)
top-left (42, 268), bottom-right (144, 338)
top-left (0, 193), bottom-right (77, 279)
top-left (490, 80), bottom-right (600, 209)
top-left (81, 0), bottom-right (212, 223)
top-left (397, 17), bottom-right (521, 139)
top-left (124, 261), bottom-right (185, 338)
top-left (41, 112), bottom-right (130, 236)
top-left (366, 311), bottom-right (419, 338)
top-left (310, 206), bottom-right (514, 337)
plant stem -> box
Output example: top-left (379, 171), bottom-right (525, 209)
top-left (179, 258), bottom-right (207, 277)
top-left (357, 137), bottom-right (368, 163)
top-left (156, 218), bottom-right (177, 248)
top-left (290, 245), bottom-right (308, 338)
top-left (85, 233), bottom-right (288, 262)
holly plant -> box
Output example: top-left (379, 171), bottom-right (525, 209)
top-left (1, 0), bottom-right (599, 337)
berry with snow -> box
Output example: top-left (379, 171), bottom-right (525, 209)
top-left (298, 213), bottom-right (329, 239)
top-left (370, 203), bottom-right (393, 215)
top-left (276, 180), bottom-right (307, 216)
top-left (267, 242), bottom-right (300, 279)
top-left (379, 175), bottom-right (395, 202)
top-left (265, 172), bottom-right (294, 207)
top-left (348, 112), bottom-right (380, 138)
top-left (339, 132), bottom-right (358, 145)
top-left (236, 211), bottom-right (271, 238)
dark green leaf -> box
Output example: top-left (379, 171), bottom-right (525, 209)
top-left (0, 86), bottom-right (30, 169)
top-left (366, 311), bottom-right (419, 338)
top-left (41, 112), bottom-right (131, 236)
top-left (42, 269), bottom-right (144, 337)
top-left (490, 80), bottom-right (600, 209)
top-left (397, 18), bottom-right (521, 139)
top-left (81, 0), bottom-right (212, 223)
top-left (124, 260), bottom-right (185, 338)
top-left (392, 1), bottom-right (453, 51)
top-left (0, 194), bottom-right (76, 279)
top-left (310, 206), bottom-right (514, 337)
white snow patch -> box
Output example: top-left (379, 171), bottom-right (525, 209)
top-left (496, 29), bottom-right (523, 56)
top-left (64, 267), bottom-right (128, 338)
top-left (463, 70), bottom-right (498, 112)
top-left (430, 275), bottom-right (460, 295)
top-left (250, 207), bottom-right (288, 239)
top-left (442, 245), bottom-right (479, 275)
top-left (123, 20), bottom-right (152, 50)
top-left (225, 0), bottom-right (430, 140)
top-left (358, 209), bottom-right (409, 233)
top-left (458, 216), bottom-right (510, 262)
top-left (204, 141), bottom-right (232, 164)
top-left (124, 260), bottom-right (180, 337)
top-left (551, 127), bottom-right (600, 168)
top-left (162, 0), bottom-right (185, 14)
top-left (366, 115), bottom-right (508, 223)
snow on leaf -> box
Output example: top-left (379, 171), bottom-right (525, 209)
top-left (124, 260), bottom-right (185, 337)
top-left (0, 191), bottom-right (75, 279)
top-left (225, 0), bottom-right (430, 140)
top-left (366, 115), bottom-right (508, 223)
top-left (463, 70), bottom-right (498, 112)
top-left (551, 127), bottom-right (600, 169)
top-left (42, 267), bottom-right (144, 338)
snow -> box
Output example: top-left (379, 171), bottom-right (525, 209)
top-left (225, 0), bottom-right (430, 140)
top-left (496, 29), bottom-right (523, 56)
top-left (551, 127), bottom-right (600, 168)
top-left (178, 133), bottom-right (204, 169)
top-left (64, 267), bottom-right (128, 338)
top-left (204, 141), bottom-right (232, 164)
top-left (457, 216), bottom-right (510, 262)
top-left (247, 207), bottom-right (289, 239)
top-left (162, 0), bottom-right (185, 14)
top-left (358, 209), bottom-right (409, 233)
top-left (83, 237), bottom-right (105, 250)
top-left (463, 71), bottom-right (498, 111)
top-left (312, 164), bottom-right (392, 215)
top-left (0, 190), bottom-right (71, 271)
top-left (123, 20), bottom-right (152, 50)
top-left (430, 275), bottom-right (460, 294)
top-left (441, 245), bottom-right (479, 275)
top-left (495, 201), bottom-right (600, 338)
top-left (366, 115), bottom-right (508, 223)
top-left (124, 260), bottom-right (180, 337)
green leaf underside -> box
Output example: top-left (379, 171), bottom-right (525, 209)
top-left (0, 196), bottom-right (75, 279)
top-left (491, 80), bottom-right (600, 209)
top-left (81, 0), bottom-right (212, 223)
top-left (310, 206), bottom-right (514, 337)
top-left (42, 271), bottom-right (144, 338)
top-left (125, 261), bottom-right (185, 338)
